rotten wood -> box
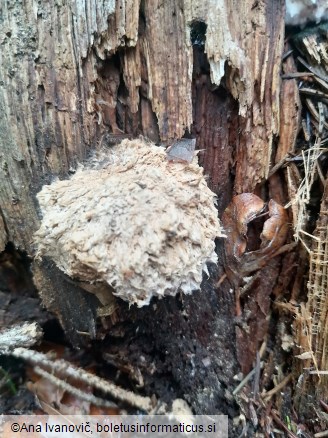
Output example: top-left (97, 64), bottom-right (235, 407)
top-left (275, 43), bottom-right (301, 165)
top-left (232, 1), bottom-right (286, 192)
top-left (0, 0), bottom-right (288, 337)
top-left (0, 1), bottom-right (303, 431)
top-left (283, 22), bottom-right (328, 417)
top-left (0, 0), bottom-right (286, 253)
top-left (222, 194), bottom-right (291, 373)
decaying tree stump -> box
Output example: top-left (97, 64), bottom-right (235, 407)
top-left (2, 0), bottom-right (326, 432)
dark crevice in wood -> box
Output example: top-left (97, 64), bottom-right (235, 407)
top-left (140, 96), bottom-right (160, 143)
top-left (189, 20), bottom-right (207, 47)
top-left (0, 242), bottom-right (36, 296)
top-left (94, 55), bottom-right (122, 134)
top-left (191, 43), bottom-right (236, 215)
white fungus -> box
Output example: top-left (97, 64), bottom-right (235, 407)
top-left (34, 139), bottom-right (224, 307)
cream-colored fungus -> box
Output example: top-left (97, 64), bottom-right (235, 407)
top-left (35, 139), bottom-right (224, 307)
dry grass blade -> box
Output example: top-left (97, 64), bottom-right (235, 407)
top-left (261, 374), bottom-right (292, 401)
top-left (286, 145), bottom-right (327, 247)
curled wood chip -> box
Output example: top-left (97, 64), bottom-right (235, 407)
top-left (261, 199), bottom-right (289, 248)
top-left (222, 193), bottom-right (265, 259)
top-left (222, 194), bottom-right (289, 274)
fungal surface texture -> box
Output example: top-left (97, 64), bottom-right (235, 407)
top-left (35, 139), bottom-right (224, 306)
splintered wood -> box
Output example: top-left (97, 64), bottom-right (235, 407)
top-left (0, 0), bottom-right (286, 251)
top-left (286, 24), bottom-right (328, 399)
top-left (307, 186), bottom-right (328, 393)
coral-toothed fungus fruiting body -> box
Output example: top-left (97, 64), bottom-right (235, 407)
top-left (35, 139), bottom-right (224, 307)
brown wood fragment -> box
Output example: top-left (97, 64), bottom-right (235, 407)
top-left (222, 194), bottom-right (265, 263)
top-left (305, 98), bottom-right (328, 130)
top-left (191, 62), bottom-right (236, 210)
top-left (122, 45), bottom-right (141, 114)
top-left (235, 258), bottom-right (280, 374)
top-left (141, 1), bottom-right (193, 141)
top-left (222, 194), bottom-right (290, 373)
top-left (222, 194), bottom-right (289, 278)
top-left (281, 72), bottom-right (314, 79)
top-left (95, 64), bottom-right (121, 133)
top-left (232, 1), bottom-right (285, 192)
top-left (299, 87), bottom-right (328, 103)
top-left (275, 45), bottom-right (301, 165)
top-left (297, 56), bottom-right (328, 83)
